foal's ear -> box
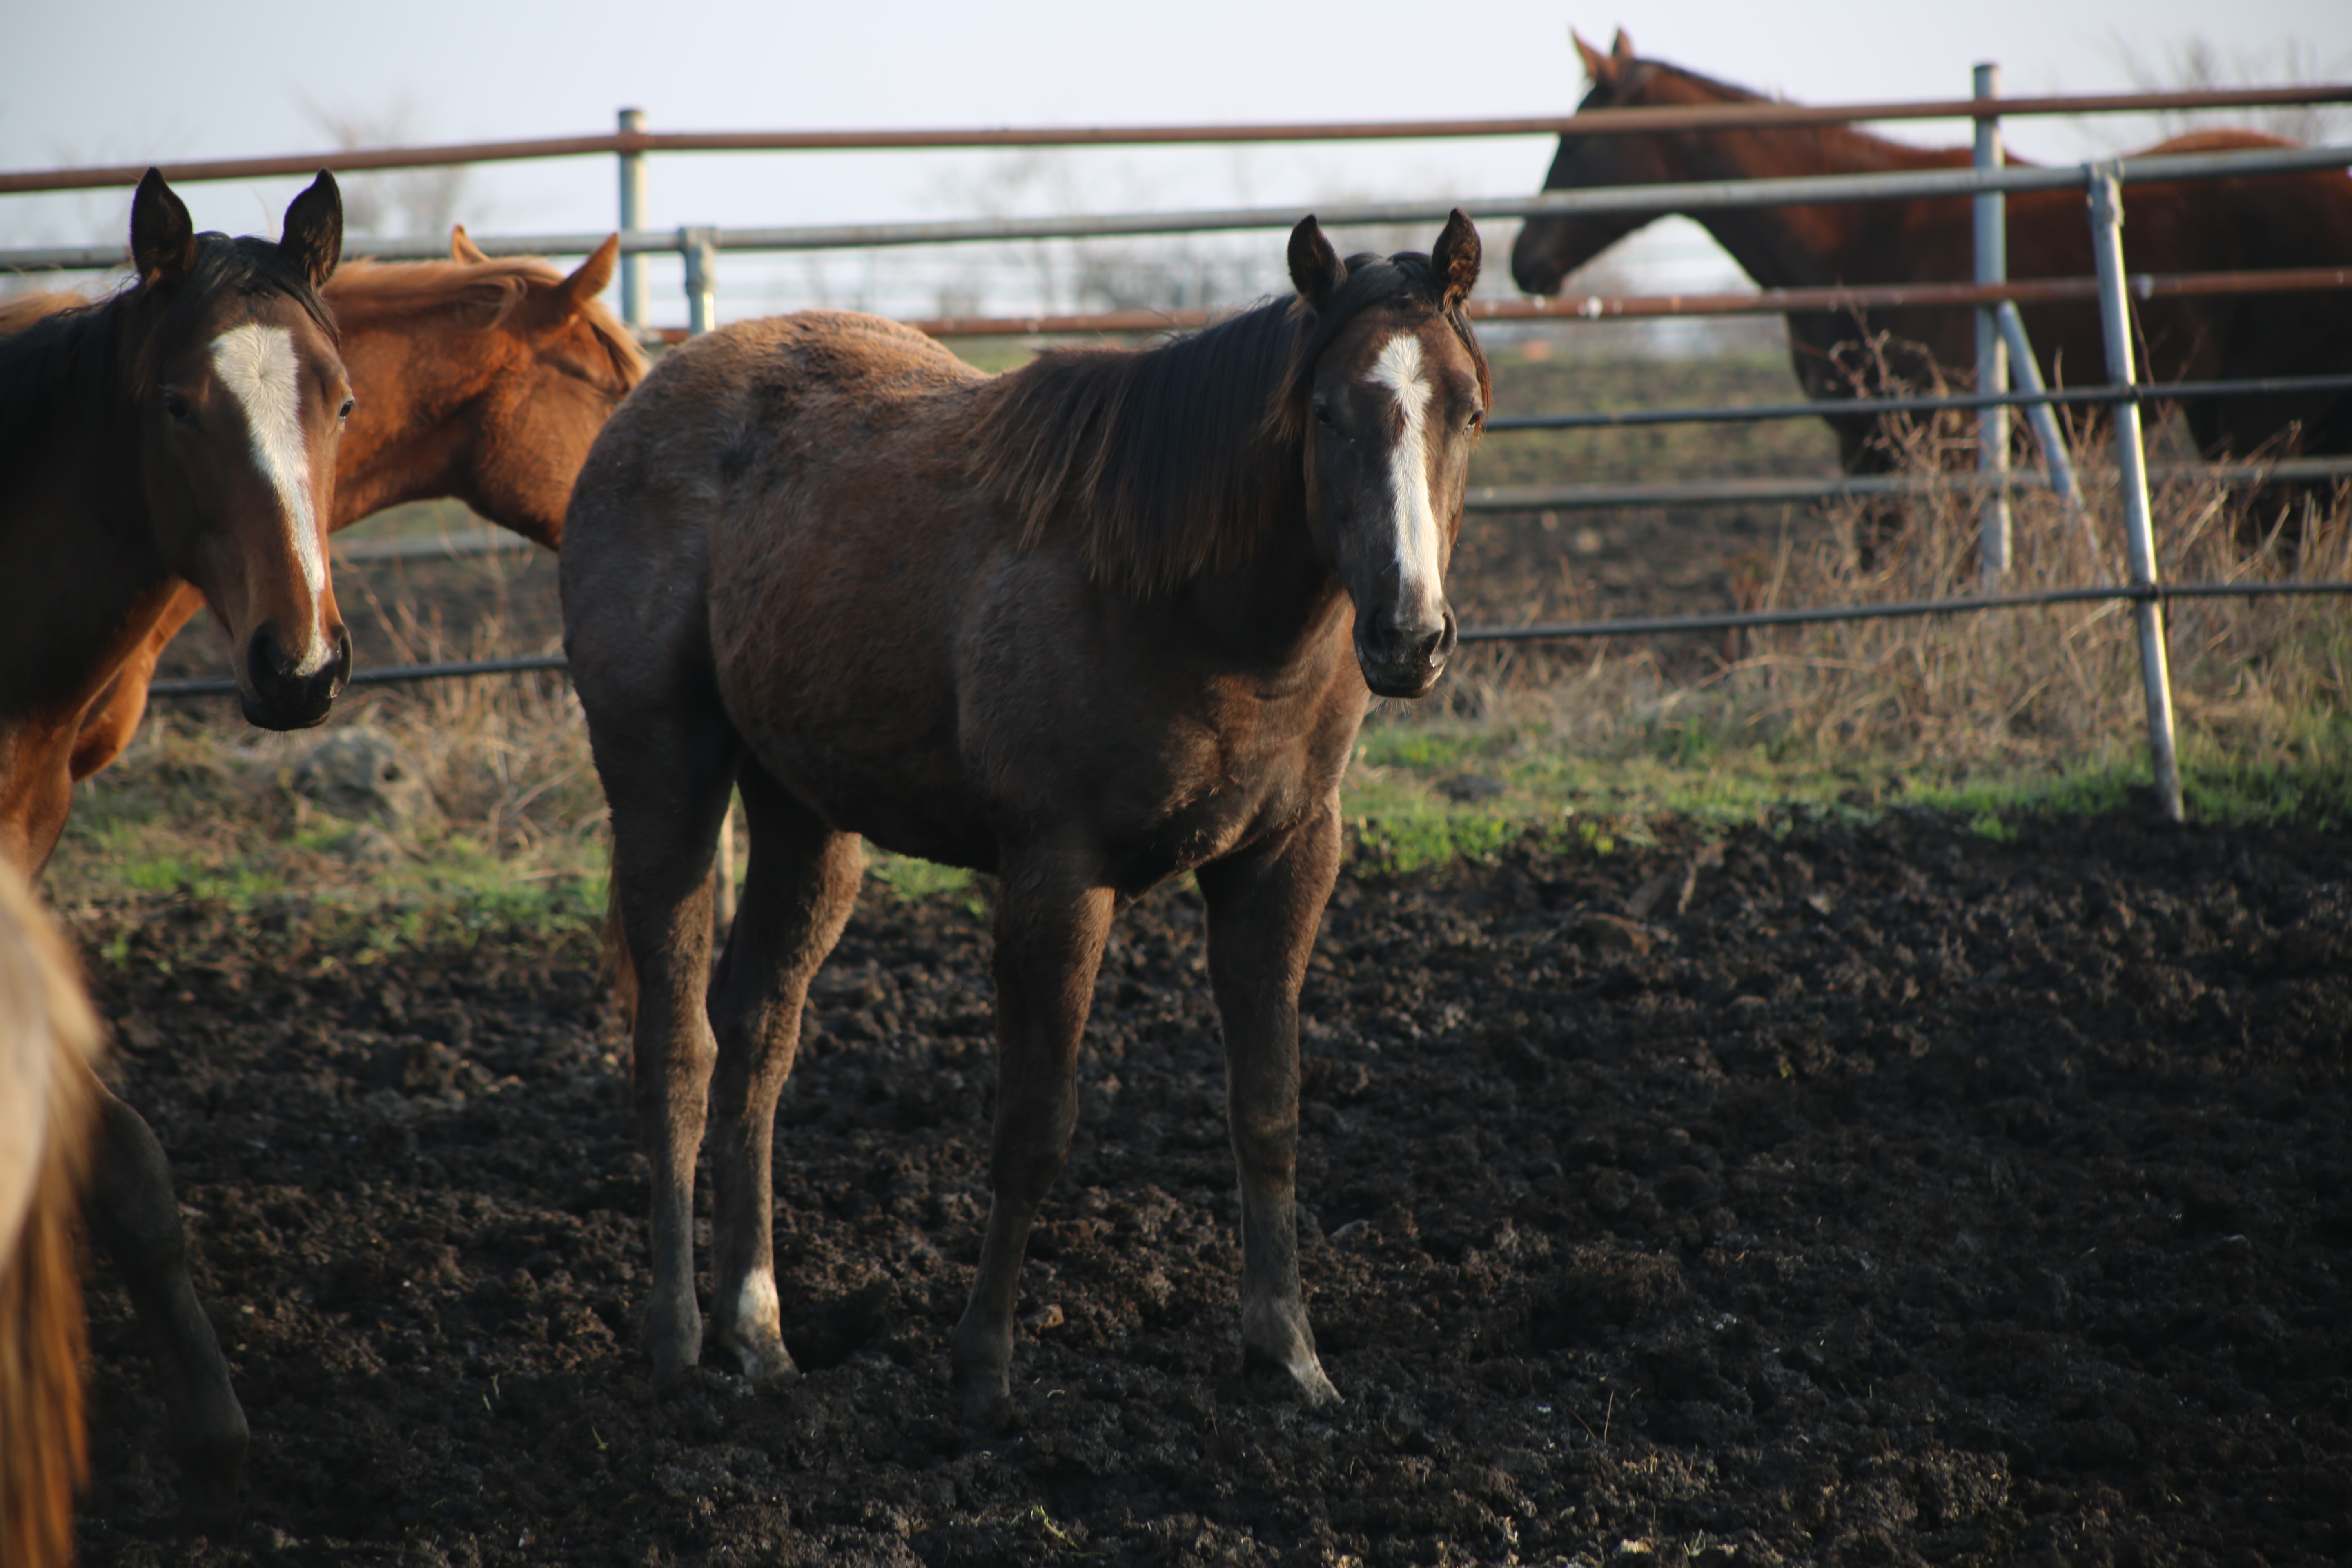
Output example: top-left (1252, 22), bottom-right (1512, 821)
top-left (1610, 29), bottom-right (1637, 68)
top-left (554, 235), bottom-right (622, 313)
top-left (280, 171), bottom-right (344, 289)
top-left (130, 169), bottom-right (198, 289)
top-left (450, 225), bottom-right (490, 265)
top-left (1432, 209), bottom-right (1481, 311)
top-left (1288, 216), bottom-right (1346, 312)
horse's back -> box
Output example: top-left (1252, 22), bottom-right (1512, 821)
top-left (564, 310), bottom-right (984, 712)
top-left (0, 859), bottom-right (100, 1568)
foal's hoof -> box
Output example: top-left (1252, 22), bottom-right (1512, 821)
top-left (717, 1329), bottom-right (801, 1387)
top-left (1289, 1359), bottom-right (1343, 1409)
top-left (952, 1367), bottom-right (1018, 1434)
top-left (171, 1423), bottom-right (249, 1534)
top-left (1244, 1340), bottom-right (1342, 1409)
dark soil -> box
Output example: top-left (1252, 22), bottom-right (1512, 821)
top-left (68, 808), bottom-right (2352, 1566)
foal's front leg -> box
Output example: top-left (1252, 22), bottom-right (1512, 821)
top-left (951, 861), bottom-right (1113, 1432)
top-left (1197, 800), bottom-right (1343, 1407)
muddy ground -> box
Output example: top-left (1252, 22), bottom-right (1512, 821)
top-left (67, 807), bottom-right (2352, 1566)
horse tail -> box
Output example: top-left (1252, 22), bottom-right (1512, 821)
top-left (0, 860), bottom-right (103, 1568)
top-left (600, 867), bottom-right (638, 1034)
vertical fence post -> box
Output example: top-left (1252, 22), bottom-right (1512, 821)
top-left (2087, 163), bottom-right (2185, 823)
top-left (617, 109), bottom-right (647, 335)
top-left (1973, 63), bottom-right (2011, 583)
top-left (682, 227), bottom-right (719, 338)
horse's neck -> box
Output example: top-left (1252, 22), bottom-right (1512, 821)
top-left (1643, 70), bottom-right (1962, 288)
top-left (329, 322), bottom-right (477, 529)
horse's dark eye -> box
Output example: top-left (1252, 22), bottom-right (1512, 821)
top-left (1467, 409), bottom-right (1484, 431)
top-left (339, 397), bottom-right (356, 421)
top-left (1312, 397), bottom-right (1335, 427)
top-left (161, 389), bottom-right (194, 424)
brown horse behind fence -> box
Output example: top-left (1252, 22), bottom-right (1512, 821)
top-left (0, 859), bottom-right (102, 1568)
top-left (566, 213), bottom-right (1488, 1431)
top-left (1510, 30), bottom-right (2352, 470)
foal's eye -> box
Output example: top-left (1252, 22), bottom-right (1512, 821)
top-left (1312, 396), bottom-right (1334, 426)
top-left (339, 397), bottom-right (356, 421)
top-left (1466, 408), bottom-right (1484, 431)
top-left (161, 389), bottom-right (194, 425)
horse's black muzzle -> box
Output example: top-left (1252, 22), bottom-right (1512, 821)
top-left (240, 621), bottom-right (352, 730)
top-left (1356, 604), bottom-right (1457, 699)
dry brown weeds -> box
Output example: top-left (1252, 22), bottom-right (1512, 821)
top-left (1437, 412), bottom-right (2352, 775)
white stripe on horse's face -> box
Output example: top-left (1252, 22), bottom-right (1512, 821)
top-left (210, 321), bottom-right (331, 671)
top-left (1366, 330), bottom-right (1445, 627)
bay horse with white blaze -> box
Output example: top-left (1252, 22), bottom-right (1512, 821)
top-left (1512, 31), bottom-right (2352, 470)
top-left (0, 220), bottom-right (640, 1529)
top-left (0, 167), bottom-right (349, 1530)
top-left (1, 169), bottom-right (353, 871)
top-left (33, 225), bottom-right (643, 801)
top-left (565, 213), bottom-right (1488, 1430)
top-left (0, 859), bottom-right (102, 1568)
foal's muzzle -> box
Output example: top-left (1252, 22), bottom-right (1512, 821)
top-left (1356, 604), bottom-right (1457, 699)
top-left (240, 621), bottom-right (352, 730)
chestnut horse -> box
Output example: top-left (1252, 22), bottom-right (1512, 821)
top-left (0, 859), bottom-right (102, 1568)
top-left (0, 227), bottom-right (639, 1529)
top-left (565, 214), bottom-right (1489, 1430)
top-left (1512, 31), bottom-right (2352, 470)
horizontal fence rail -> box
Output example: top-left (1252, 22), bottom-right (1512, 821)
top-left (827, 267), bottom-right (2352, 342)
top-left (1468, 457), bottom-right (2352, 514)
top-left (1487, 372), bottom-right (2352, 433)
top-left (141, 579), bottom-right (2352, 698)
top-left (1454, 579), bottom-right (2352, 644)
top-left (9, 145), bottom-right (2349, 274)
top-left (5, 84), bottom-right (2348, 196)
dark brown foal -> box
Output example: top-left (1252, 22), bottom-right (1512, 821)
top-left (564, 214), bottom-right (1490, 1429)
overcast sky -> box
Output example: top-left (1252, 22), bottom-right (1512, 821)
top-left (4, 0), bottom-right (2345, 325)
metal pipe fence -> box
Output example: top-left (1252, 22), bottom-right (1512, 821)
top-left (22, 74), bottom-right (2352, 826)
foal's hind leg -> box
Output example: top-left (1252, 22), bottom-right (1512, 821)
top-left (951, 857), bottom-right (1114, 1432)
top-left (85, 1082), bottom-right (248, 1527)
top-left (1196, 802), bottom-right (1343, 1408)
top-left (703, 764), bottom-right (860, 1382)
top-left (592, 704), bottom-right (739, 1382)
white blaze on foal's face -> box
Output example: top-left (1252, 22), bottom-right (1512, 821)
top-left (1366, 330), bottom-right (1446, 627)
top-left (209, 321), bottom-right (332, 671)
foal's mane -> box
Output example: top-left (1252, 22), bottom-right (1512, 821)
top-left (972, 251), bottom-right (1486, 596)
top-left (0, 233), bottom-right (335, 466)
top-left (327, 256), bottom-right (647, 384)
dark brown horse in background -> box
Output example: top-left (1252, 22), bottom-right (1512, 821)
top-left (565, 213), bottom-right (1488, 1430)
top-left (0, 857), bottom-right (103, 1568)
top-left (1512, 31), bottom-right (2352, 470)
top-left (0, 168), bottom-right (350, 1528)
top-left (0, 223), bottom-right (640, 1529)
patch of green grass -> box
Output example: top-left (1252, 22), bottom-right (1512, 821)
top-left (1341, 710), bottom-right (2352, 873)
top-left (865, 848), bottom-right (984, 914)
